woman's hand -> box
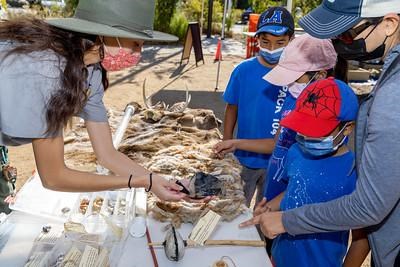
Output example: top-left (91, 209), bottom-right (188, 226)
top-left (150, 174), bottom-right (187, 202)
top-left (239, 211), bottom-right (286, 239)
top-left (4, 194), bottom-right (16, 205)
top-left (213, 139), bottom-right (238, 158)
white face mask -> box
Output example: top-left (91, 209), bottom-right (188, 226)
top-left (288, 82), bottom-right (307, 98)
top-left (288, 73), bottom-right (318, 98)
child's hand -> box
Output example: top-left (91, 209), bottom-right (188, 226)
top-left (213, 140), bottom-right (237, 158)
top-left (254, 197), bottom-right (272, 216)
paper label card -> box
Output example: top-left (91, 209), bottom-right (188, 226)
top-left (189, 210), bottom-right (221, 245)
top-left (78, 245), bottom-right (98, 267)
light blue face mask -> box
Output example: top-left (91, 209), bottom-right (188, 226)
top-left (259, 46), bottom-right (284, 64)
top-left (295, 125), bottom-right (348, 157)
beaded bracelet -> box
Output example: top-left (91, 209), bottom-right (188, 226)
top-left (128, 174), bottom-right (133, 189)
top-left (145, 173), bottom-right (153, 192)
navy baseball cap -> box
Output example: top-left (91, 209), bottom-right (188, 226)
top-left (299, 0), bottom-right (400, 39)
top-left (255, 7), bottom-right (294, 37)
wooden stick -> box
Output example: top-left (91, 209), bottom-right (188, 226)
top-left (148, 240), bottom-right (265, 248)
top-left (202, 240), bottom-right (265, 247)
top-left (146, 227), bottom-right (159, 267)
top-left (148, 242), bottom-right (164, 247)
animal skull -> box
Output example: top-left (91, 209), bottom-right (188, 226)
top-left (142, 78), bottom-right (192, 114)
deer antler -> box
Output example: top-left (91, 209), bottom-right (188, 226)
top-left (142, 78), bottom-right (152, 109)
top-left (142, 79), bottom-right (166, 109)
top-left (167, 84), bottom-right (192, 113)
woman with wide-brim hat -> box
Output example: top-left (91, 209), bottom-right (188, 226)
top-left (240, 1), bottom-right (400, 266)
top-left (0, 0), bottom-right (187, 201)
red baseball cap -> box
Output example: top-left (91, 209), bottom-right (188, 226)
top-left (280, 77), bottom-right (359, 138)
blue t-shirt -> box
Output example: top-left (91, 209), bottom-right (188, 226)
top-left (223, 57), bottom-right (286, 169)
top-left (264, 93), bottom-right (297, 200)
top-left (272, 144), bottom-right (357, 267)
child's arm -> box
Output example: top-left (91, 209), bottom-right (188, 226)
top-left (223, 104), bottom-right (238, 140)
top-left (214, 127), bottom-right (282, 157)
top-left (343, 229), bottom-right (370, 267)
top-left (214, 138), bottom-right (276, 156)
top-left (267, 192), bottom-right (285, 212)
top-left (254, 192), bottom-right (285, 216)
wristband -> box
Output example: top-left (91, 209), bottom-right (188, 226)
top-left (145, 173), bottom-right (153, 192)
top-left (128, 174), bottom-right (133, 189)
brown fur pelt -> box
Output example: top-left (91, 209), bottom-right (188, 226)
top-left (65, 102), bottom-right (246, 227)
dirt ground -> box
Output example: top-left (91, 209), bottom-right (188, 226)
top-left (7, 41), bottom-right (371, 266)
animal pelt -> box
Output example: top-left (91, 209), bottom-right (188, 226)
top-left (64, 102), bottom-right (246, 227)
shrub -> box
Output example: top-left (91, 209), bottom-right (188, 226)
top-left (250, 0), bottom-right (285, 13)
top-left (169, 11), bottom-right (189, 41)
top-left (154, 0), bottom-right (179, 33)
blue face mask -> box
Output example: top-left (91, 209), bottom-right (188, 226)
top-left (295, 125), bottom-right (348, 157)
top-left (259, 46), bottom-right (284, 64)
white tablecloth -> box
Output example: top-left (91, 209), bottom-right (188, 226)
top-left (0, 211), bottom-right (272, 267)
top-left (118, 213), bottom-right (271, 267)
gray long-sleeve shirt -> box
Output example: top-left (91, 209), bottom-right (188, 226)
top-left (282, 45), bottom-right (400, 267)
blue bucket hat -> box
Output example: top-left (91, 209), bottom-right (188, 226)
top-left (299, 0), bottom-right (400, 39)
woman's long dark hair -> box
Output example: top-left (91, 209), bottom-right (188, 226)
top-left (0, 17), bottom-right (108, 134)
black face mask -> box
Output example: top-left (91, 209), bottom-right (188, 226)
top-left (333, 22), bottom-right (388, 61)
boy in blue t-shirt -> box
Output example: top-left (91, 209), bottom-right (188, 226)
top-left (222, 7), bottom-right (294, 207)
top-left (259, 78), bottom-right (360, 267)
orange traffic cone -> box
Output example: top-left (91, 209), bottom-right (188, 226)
top-left (214, 39), bottom-right (222, 62)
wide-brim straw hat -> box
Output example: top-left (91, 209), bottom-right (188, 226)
top-left (46, 0), bottom-right (178, 42)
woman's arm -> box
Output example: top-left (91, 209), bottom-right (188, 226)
top-left (85, 121), bottom-right (186, 201)
top-left (85, 121), bottom-right (149, 178)
top-left (32, 133), bottom-right (184, 201)
top-left (32, 136), bottom-right (132, 191)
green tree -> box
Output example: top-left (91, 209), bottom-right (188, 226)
top-left (249, 0), bottom-right (285, 13)
top-left (294, 0), bottom-right (321, 16)
top-left (181, 0), bottom-right (202, 22)
top-left (1, 0), bottom-right (7, 10)
top-left (65, 0), bottom-right (79, 16)
top-left (154, 0), bottom-right (180, 33)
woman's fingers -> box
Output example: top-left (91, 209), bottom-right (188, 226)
top-left (239, 214), bottom-right (261, 228)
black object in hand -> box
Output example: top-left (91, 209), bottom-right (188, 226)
top-left (175, 180), bottom-right (190, 195)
